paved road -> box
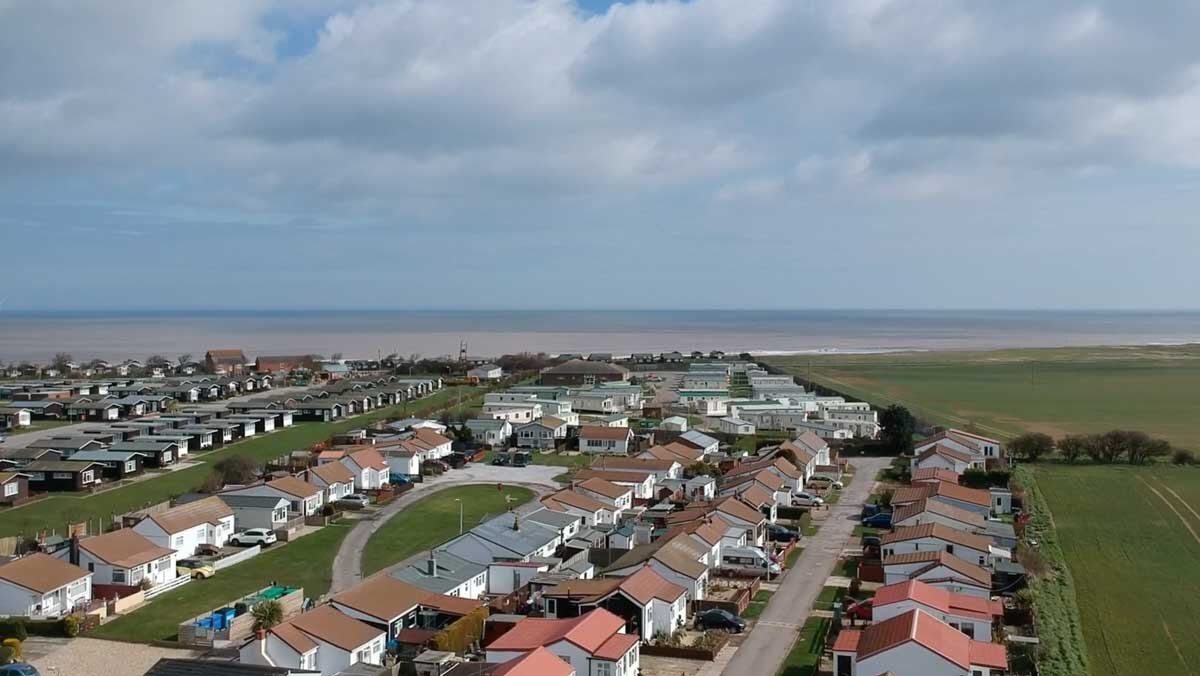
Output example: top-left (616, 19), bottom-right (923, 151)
top-left (328, 464), bottom-right (564, 594)
top-left (721, 456), bottom-right (890, 676)
top-left (0, 386), bottom-right (312, 450)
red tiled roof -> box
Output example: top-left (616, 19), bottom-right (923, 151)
top-left (542, 489), bottom-right (609, 514)
top-left (917, 430), bottom-right (983, 452)
top-left (412, 428), bottom-right (452, 447)
top-left (617, 565), bottom-right (687, 605)
top-left (492, 647), bottom-right (575, 676)
top-left (308, 461), bottom-right (354, 486)
top-left (577, 478), bottom-right (631, 500)
top-left (832, 628), bottom-right (861, 652)
top-left (288, 605), bottom-right (382, 652)
top-left (347, 447), bottom-right (388, 471)
top-left (856, 609), bottom-right (975, 669)
top-left (713, 496), bottom-right (765, 525)
top-left (969, 639), bottom-right (1009, 669)
top-left (916, 445), bottom-right (973, 465)
top-left (873, 580), bottom-right (1001, 622)
top-left (488, 608), bottom-right (626, 654)
top-left (911, 468), bottom-right (960, 484)
top-left (884, 551), bottom-right (991, 587)
top-left (594, 632), bottom-right (639, 660)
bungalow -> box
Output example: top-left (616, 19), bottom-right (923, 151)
top-left (543, 565), bottom-right (689, 641)
top-left (217, 494), bottom-right (291, 532)
top-left (574, 478), bottom-right (633, 520)
top-left (872, 580), bottom-right (1003, 640)
top-left (174, 426), bottom-right (219, 449)
top-left (292, 400), bottom-right (345, 422)
top-left (0, 447), bottom-right (64, 469)
top-left (603, 533), bottom-right (710, 601)
top-left (240, 605), bottom-right (385, 676)
top-left (590, 456), bottom-right (681, 482)
top-left (568, 391), bottom-right (620, 415)
top-left (439, 511), bottom-right (562, 565)
top-left (729, 483), bottom-right (779, 524)
top-left (486, 608), bottom-right (639, 676)
top-left (718, 417), bottom-right (755, 435)
top-left (66, 400), bottom-right (122, 421)
top-left (205, 349), bottom-right (247, 376)
top-left (790, 430), bottom-right (831, 465)
top-left (390, 550), bottom-right (489, 599)
top-left (831, 609), bottom-right (1007, 676)
top-left (307, 462), bottom-right (356, 504)
top-left (75, 528), bottom-right (177, 587)
top-left (541, 489), bottom-right (613, 528)
top-left (0, 406), bottom-right (31, 430)
top-left (706, 496), bottom-right (768, 548)
top-left (892, 481), bottom-right (994, 518)
top-left (132, 495), bottom-right (236, 556)
top-left (910, 445), bottom-right (982, 474)
top-left (915, 429), bottom-right (1003, 465)
top-left (675, 431), bottom-right (719, 458)
top-left (339, 448), bottom-right (390, 490)
top-left (68, 450), bottom-right (144, 480)
top-left (8, 400), bottom-right (65, 419)
top-left (911, 468), bottom-right (961, 485)
top-left (226, 476), bottom-right (324, 517)
top-left (578, 426), bottom-right (634, 455)
top-left (892, 499), bottom-right (987, 533)
top-left (22, 460), bottom-right (104, 492)
top-left (26, 435), bottom-right (106, 457)
top-left (107, 440), bottom-right (178, 468)
top-left (465, 418), bottom-right (513, 447)
top-left (574, 469), bottom-right (655, 501)
top-left (660, 415), bottom-right (688, 432)
top-left (405, 428), bottom-right (454, 460)
top-left (516, 417), bottom-right (568, 450)
top-left (0, 553), bottom-right (92, 618)
top-left (882, 551), bottom-right (993, 598)
top-left (0, 472), bottom-right (29, 506)
top-left (331, 574), bottom-right (482, 641)
top-left (881, 524), bottom-right (997, 569)
top-left (675, 517), bottom-right (729, 568)
top-left (491, 647), bottom-right (575, 676)
top-left (637, 442), bottom-right (702, 465)
top-left (468, 364), bottom-right (504, 381)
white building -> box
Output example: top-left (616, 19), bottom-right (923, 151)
top-left (832, 608), bottom-right (1007, 676)
top-left (871, 580), bottom-right (1002, 641)
top-left (718, 417), bottom-right (755, 435)
top-left (578, 426), bottom-right (633, 455)
top-left (132, 495), bottom-right (235, 556)
top-left (486, 609), bottom-right (639, 676)
top-left (516, 417), bottom-right (568, 449)
top-left (468, 364), bottom-right (504, 381)
top-left (0, 553), bottom-right (92, 618)
top-left (225, 475), bottom-right (325, 517)
top-left (240, 605), bottom-right (386, 676)
top-left (76, 529), bottom-right (177, 587)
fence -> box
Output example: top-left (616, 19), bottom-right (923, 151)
top-left (214, 545), bottom-right (262, 570)
top-left (144, 573), bottom-right (191, 599)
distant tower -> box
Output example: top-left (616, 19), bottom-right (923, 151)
top-left (459, 340), bottom-right (468, 363)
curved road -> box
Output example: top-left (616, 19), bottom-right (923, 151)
top-left (328, 464), bottom-right (563, 594)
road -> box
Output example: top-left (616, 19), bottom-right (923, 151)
top-left (328, 463), bottom-right (563, 594)
top-left (721, 456), bottom-right (889, 676)
top-left (0, 386), bottom-right (312, 450)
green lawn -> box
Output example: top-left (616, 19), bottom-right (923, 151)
top-left (361, 485), bottom-right (535, 576)
top-left (813, 585), bottom-right (845, 610)
top-left (784, 546), bottom-right (803, 569)
top-left (766, 345), bottom-right (1200, 448)
top-left (0, 386), bottom-right (481, 537)
top-left (851, 525), bottom-right (881, 538)
top-left (1035, 464), bottom-right (1200, 676)
top-left (743, 589), bottom-right (774, 620)
top-left (778, 617), bottom-right (831, 676)
top-left (90, 523), bottom-right (352, 642)
top-left (7, 419), bottom-right (74, 435)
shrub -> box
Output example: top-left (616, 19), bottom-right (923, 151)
top-left (0, 619), bottom-right (26, 642)
top-left (1173, 449), bottom-right (1196, 465)
top-left (62, 615), bottom-right (82, 638)
top-left (251, 600), bottom-right (284, 631)
top-left (1009, 432), bottom-right (1055, 462)
top-left (0, 646), bottom-right (13, 665)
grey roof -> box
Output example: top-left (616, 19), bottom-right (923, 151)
top-left (680, 430), bottom-right (719, 448)
top-left (68, 450), bottom-right (142, 462)
top-left (466, 418), bottom-right (507, 431)
top-left (217, 494), bottom-right (290, 509)
top-left (543, 359), bottom-right (629, 376)
top-left (26, 436), bottom-right (103, 450)
top-left (0, 400), bottom-right (62, 410)
top-left (108, 441), bottom-right (178, 453)
top-left (0, 447), bottom-right (62, 461)
top-left (524, 508), bottom-right (583, 532)
top-left (145, 658), bottom-right (318, 676)
top-left (391, 550), bottom-right (487, 595)
top-left (464, 511), bottom-right (561, 558)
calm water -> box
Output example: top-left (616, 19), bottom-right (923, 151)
top-left (0, 310), bottom-right (1198, 362)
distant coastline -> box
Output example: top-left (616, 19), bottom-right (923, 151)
top-left (2, 309), bottom-right (1199, 363)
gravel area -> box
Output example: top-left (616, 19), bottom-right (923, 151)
top-left (27, 637), bottom-right (205, 676)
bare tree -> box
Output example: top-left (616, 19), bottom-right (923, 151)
top-left (51, 352), bottom-right (73, 374)
top-left (177, 353), bottom-right (193, 367)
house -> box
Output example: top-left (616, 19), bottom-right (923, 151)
top-left (603, 533), bottom-right (710, 601)
top-left (674, 517), bottom-right (729, 568)
top-left (0, 447), bottom-right (64, 470)
top-left (892, 482), bottom-right (994, 518)
top-left (718, 417), bottom-right (755, 435)
top-left (466, 418), bottom-right (513, 447)
top-left (0, 472), bottom-right (29, 506)
top-left (881, 524), bottom-right (997, 569)
top-left (543, 565), bottom-right (689, 641)
top-left (540, 360), bottom-right (630, 387)
top-left (872, 580), bottom-right (1003, 640)
top-left (68, 450), bottom-right (144, 480)
top-left (132, 495), bottom-right (236, 556)
top-left (206, 349), bottom-right (248, 375)
top-left (910, 445), bottom-right (981, 474)
top-left (490, 647), bottom-right (575, 676)
top-left (578, 426), bottom-right (633, 455)
top-left (440, 510), bottom-right (563, 565)
top-left (339, 448), bottom-right (390, 490)
top-left (703, 496), bottom-right (768, 547)
top-left (255, 355), bottom-right (318, 374)
top-left (915, 430), bottom-right (1003, 465)
top-left (574, 469), bottom-right (655, 501)
top-left (637, 442), bottom-right (702, 465)
top-left (541, 489), bottom-right (613, 528)
top-left (468, 364), bottom-right (504, 381)
top-left (675, 431), bottom-right (719, 458)
top-left (66, 400), bottom-right (122, 421)
top-left (108, 440), bottom-right (178, 468)
top-left (571, 479), bottom-right (633, 523)
top-left (307, 462), bottom-right (356, 504)
top-left (790, 430), bottom-right (831, 465)
top-left (217, 494), bottom-right (292, 531)
top-left (75, 528), bottom-right (177, 587)
top-left (0, 406), bottom-right (31, 430)
top-left (25, 435), bottom-right (106, 456)
top-left (486, 608), bottom-right (639, 676)
top-left (145, 658), bottom-right (323, 676)
top-left (390, 550), bottom-right (489, 599)
top-left (882, 551), bottom-right (993, 598)
top-left (240, 605), bottom-right (386, 676)
top-left (831, 609), bottom-right (1007, 676)
top-left (227, 476), bottom-right (325, 516)
top-left (0, 553), bottom-right (92, 618)
top-left (22, 460), bottom-right (104, 492)
top-left (330, 574), bottom-right (476, 640)
top-left (589, 456), bottom-right (681, 482)
top-left (516, 417), bottom-right (568, 450)
top-left (911, 468), bottom-right (961, 485)
top-left (892, 499), bottom-right (987, 533)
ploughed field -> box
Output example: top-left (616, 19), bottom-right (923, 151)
top-left (765, 345), bottom-right (1200, 448)
top-left (1035, 464), bottom-right (1200, 676)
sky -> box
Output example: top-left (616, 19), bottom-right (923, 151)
top-left (2, 0), bottom-right (1200, 311)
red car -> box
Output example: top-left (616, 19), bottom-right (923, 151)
top-left (844, 597), bottom-right (874, 622)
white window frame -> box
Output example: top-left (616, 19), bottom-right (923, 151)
top-left (3, 483), bottom-right (17, 497)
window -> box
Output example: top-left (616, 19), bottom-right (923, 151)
top-left (87, 562), bottom-right (94, 572)
top-left (174, 535), bottom-right (184, 547)
top-left (112, 569), bottom-right (125, 583)
top-left (3, 483), bottom-right (16, 497)
top-left (545, 598), bottom-right (556, 614)
top-left (596, 662), bottom-right (612, 676)
top-left (356, 648), bottom-right (371, 663)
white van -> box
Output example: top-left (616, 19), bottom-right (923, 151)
top-left (721, 546), bottom-right (782, 577)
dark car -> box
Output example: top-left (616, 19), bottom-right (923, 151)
top-left (766, 523), bottom-right (801, 542)
top-left (0, 664), bottom-right (40, 676)
top-left (860, 535), bottom-right (882, 549)
top-left (695, 608), bottom-right (746, 633)
top-left (491, 454), bottom-right (510, 466)
top-left (861, 512), bottom-right (893, 528)
top-left (861, 503), bottom-right (883, 518)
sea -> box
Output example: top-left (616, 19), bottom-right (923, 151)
top-left (1, 309), bottom-right (1199, 363)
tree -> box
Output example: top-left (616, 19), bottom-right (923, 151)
top-left (177, 353), bottom-right (193, 367)
top-left (1173, 449), bottom-right (1196, 465)
top-left (1057, 434), bottom-right (1087, 463)
top-left (1008, 432), bottom-right (1054, 462)
top-left (51, 352), bottom-right (73, 374)
top-left (146, 354), bottom-right (170, 367)
top-left (212, 455), bottom-right (260, 485)
top-left (199, 471), bottom-right (224, 493)
top-left (251, 600), bottom-right (284, 631)
top-left (879, 405), bottom-right (917, 454)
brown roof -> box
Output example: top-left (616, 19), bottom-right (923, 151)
top-left (928, 481), bottom-right (991, 507)
top-left (791, 431), bottom-right (828, 455)
top-left (542, 489), bottom-right (609, 513)
top-left (147, 495), bottom-right (233, 534)
top-left (579, 425), bottom-right (632, 441)
top-left (0, 472), bottom-right (23, 485)
top-left (267, 475), bottom-right (322, 499)
top-left (617, 564), bottom-right (688, 604)
top-left (883, 551), bottom-right (991, 587)
top-left (332, 575), bottom-right (431, 621)
top-left (590, 457), bottom-right (677, 472)
top-left (881, 523), bottom-right (992, 552)
top-left (347, 447), bottom-right (388, 471)
top-left (288, 605), bottom-right (383, 651)
top-left (893, 498), bottom-right (986, 529)
top-left (911, 468), bottom-right (961, 484)
top-left (0, 553), bottom-right (88, 593)
top-left (308, 462), bottom-right (354, 486)
top-left (412, 428), bottom-right (452, 446)
top-left (78, 529), bottom-right (175, 568)
top-left (679, 516), bottom-right (731, 546)
top-left (771, 457), bottom-right (802, 479)
top-left (736, 484), bottom-right (776, 510)
top-left (577, 478), bottom-right (631, 500)
top-left (917, 431), bottom-right (981, 452)
top-left (713, 496), bottom-right (766, 525)
top-left (270, 622), bottom-right (317, 654)
top-left (543, 577), bottom-right (622, 602)
top-left (916, 445), bottom-right (974, 464)
top-left (492, 646), bottom-right (575, 676)
top-left (574, 468), bottom-right (652, 485)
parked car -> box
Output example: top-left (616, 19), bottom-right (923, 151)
top-left (230, 528), bottom-right (277, 547)
top-left (861, 503), bottom-right (884, 518)
top-left (860, 535), bottom-right (882, 549)
top-left (844, 597), bottom-right (874, 622)
top-left (338, 493), bottom-right (371, 509)
top-left (861, 512), bottom-right (893, 528)
top-left (809, 476), bottom-right (844, 489)
top-left (176, 558), bottom-right (216, 579)
top-left (491, 454), bottom-right (510, 466)
top-left (447, 453), bottom-right (467, 469)
top-left (390, 473), bottom-right (412, 484)
top-left (766, 523), bottom-right (801, 542)
top-left (0, 664), bottom-right (39, 676)
top-left (792, 491), bottom-right (824, 507)
top-left (695, 608), bottom-right (746, 633)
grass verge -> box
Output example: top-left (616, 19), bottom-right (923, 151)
top-left (778, 616), bottom-right (831, 676)
top-left (743, 589), bottom-right (774, 620)
top-left (813, 585), bottom-right (845, 610)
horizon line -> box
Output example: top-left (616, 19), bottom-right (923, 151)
top-left (4, 306), bottom-right (1200, 314)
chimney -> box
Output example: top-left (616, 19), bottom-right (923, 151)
top-left (427, 552), bottom-right (437, 577)
top-left (69, 535), bottom-right (80, 565)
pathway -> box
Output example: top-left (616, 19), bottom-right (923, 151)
top-left (720, 456), bottom-right (889, 676)
top-left (328, 463), bottom-right (563, 594)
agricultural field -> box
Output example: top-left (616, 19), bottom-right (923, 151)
top-left (766, 345), bottom-right (1200, 448)
top-left (1035, 464), bottom-right (1200, 676)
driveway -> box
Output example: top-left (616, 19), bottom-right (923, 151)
top-left (328, 463), bottom-right (564, 594)
top-left (720, 456), bottom-right (890, 676)
top-left (0, 386), bottom-right (312, 450)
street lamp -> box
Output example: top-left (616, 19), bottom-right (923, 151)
top-left (455, 498), bottom-right (463, 535)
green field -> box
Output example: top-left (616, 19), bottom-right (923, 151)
top-left (766, 345), bottom-right (1200, 448)
top-left (0, 386), bottom-right (483, 538)
top-left (91, 523), bottom-right (352, 642)
top-left (362, 484), bottom-right (535, 576)
top-left (1035, 464), bottom-right (1200, 676)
